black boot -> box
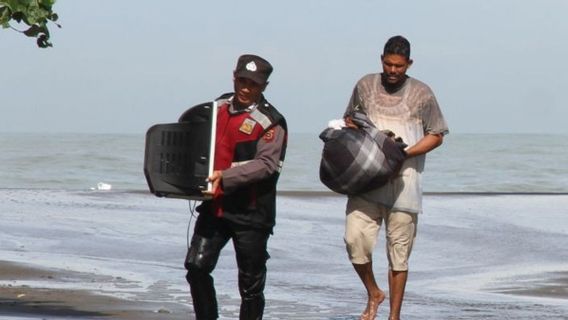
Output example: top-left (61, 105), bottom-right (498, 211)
top-left (240, 293), bottom-right (265, 320)
top-left (186, 267), bottom-right (218, 319)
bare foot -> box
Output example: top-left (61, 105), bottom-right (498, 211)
top-left (359, 290), bottom-right (385, 320)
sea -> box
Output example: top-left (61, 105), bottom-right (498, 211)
top-left (1, 132), bottom-right (568, 319)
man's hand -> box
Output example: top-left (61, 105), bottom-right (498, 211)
top-left (203, 170), bottom-right (223, 196)
top-left (344, 116), bottom-right (359, 129)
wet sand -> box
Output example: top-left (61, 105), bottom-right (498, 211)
top-left (490, 271), bottom-right (568, 300)
top-left (2, 260), bottom-right (567, 320)
top-left (0, 261), bottom-right (191, 319)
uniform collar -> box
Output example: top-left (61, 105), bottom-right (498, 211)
top-left (228, 95), bottom-right (258, 114)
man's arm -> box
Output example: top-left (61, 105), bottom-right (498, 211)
top-left (404, 133), bottom-right (443, 158)
top-left (206, 125), bottom-right (286, 195)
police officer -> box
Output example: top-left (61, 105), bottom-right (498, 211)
top-left (184, 54), bottom-right (287, 320)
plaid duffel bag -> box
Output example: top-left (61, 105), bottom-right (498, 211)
top-left (319, 111), bottom-right (407, 195)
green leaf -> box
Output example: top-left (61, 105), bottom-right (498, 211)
top-left (1, 0), bottom-right (59, 48)
top-left (38, 0), bottom-right (55, 7)
top-left (0, 6), bottom-right (12, 25)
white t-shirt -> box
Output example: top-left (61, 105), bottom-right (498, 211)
top-left (345, 74), bottom-right (449, 213)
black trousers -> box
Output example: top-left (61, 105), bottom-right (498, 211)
top-left (184, 213), bottom-right (270, 320)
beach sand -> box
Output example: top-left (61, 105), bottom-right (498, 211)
top-left (0, 261), bottom-right (190, 320)
top-left (489, 271), bottom-right (568, 299)
top-left (2, 261), bottom-right (568, 320)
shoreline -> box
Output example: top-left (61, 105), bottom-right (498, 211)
top-left (2, 260), bottom-right (566, 320)
top-left (2, 189), bottom-right (567, 319)
top-left (278, 190), bottom-right (568, 197)
top-left (0, 261), bottom-right (190, 320)
top-left (489, 271), bottom-right (568, 300)
top-left (2, 187), bottom-right (568, 197)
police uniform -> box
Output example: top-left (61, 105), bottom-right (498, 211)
top-left (184, 55), bottom-right (287, 320)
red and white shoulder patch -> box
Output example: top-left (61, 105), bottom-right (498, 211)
top-left (263, 128), bottom-right (275, 142)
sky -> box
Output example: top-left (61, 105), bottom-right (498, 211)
top-left (1, 0), bottom-right (567, 134)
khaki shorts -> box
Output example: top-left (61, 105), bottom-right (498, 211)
top-left (344, 196), bottom-right (418, 271)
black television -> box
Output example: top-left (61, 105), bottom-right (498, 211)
top-left (144, 102), bottom-right (216, 200)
